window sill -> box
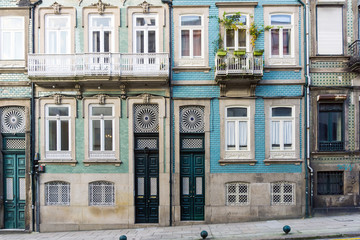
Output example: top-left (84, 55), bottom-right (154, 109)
top-left (264, 66), bottom-right (302, 72)
top-left (264, 159), bottom-right (302, 165)
top-left (173, 66), bottom-right (211, 73)
top-left (84, 159), bottom-right (122, 166)
top-left (219, 159), bottom-right (257, 166)
top-left (39, 159), bottom-right (77, 166)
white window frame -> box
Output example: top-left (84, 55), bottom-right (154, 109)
top-left (225, 106), bottom-right (250, 151)
top-left (269, 14), bottom-right (294, 58)
top-left (45, 105), bottom-right (71, 159)
top-left (224, 14), bottom-right (250, 52)
top-left (0, 16), bottom-right (24, 60)
top-left (271, 181), bottom-right (295, 205)
top-left (88, 14), bottom-right (114, 52)
top-left (89, 104), bottom-right (115, 154)
top-left (226, 182), bottom-right (250, 206)
top-left (132, 13), bottom-right (159, 53)
top-left (89, 181), bottom-right (115, 206)
top-left (270, 106), bottom-right (295, 151)
top-left (179, 15), bottom-right (203, 59)
top-left (45, 181), bottom-right (70, 206)
top-left (45, 14), bottom-right (71, 54)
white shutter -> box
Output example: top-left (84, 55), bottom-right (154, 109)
top-left (317, 7), bottom-right (343, 55)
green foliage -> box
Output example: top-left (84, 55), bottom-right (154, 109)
top-left (218, 12), bottom-right (243, 30)
top-left (249, 22), bottom-right (263, 47)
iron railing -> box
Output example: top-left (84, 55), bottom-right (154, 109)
top-left (215, 52), bottom-right (263, 76)
top-left (349, 40), bottom-right (360, 68)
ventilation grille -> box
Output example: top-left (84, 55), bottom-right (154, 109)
top-left (136, 138), bottom-right (158, 149)
top-left (181, 138), bottom-right (203, 149)
top-left (5, 138), bottom-right (25, 149)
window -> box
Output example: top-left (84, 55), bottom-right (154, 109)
top-left (318, 103), bottom-right (343, 151)
top-left (89, 14), bottom-right (114, 52)
top-left (271, 182), bottom-right (295, 205)
top-left (45, 105), bottom-right (71, 156)
top-left (226, 107), bottom-right (249, 151)
top-left (0, 16), bottom-right (24, 60)
top-left (89, 105), bottom-right (114, 153)
top-left (133, 14), bottom-right (158, 53)
top-left (89, 181), bottom-right (115, 206)
top-left (317, 171), bottom-right (343, 195)
top-left (270, 107), bottom-right (294, 151)
top-left (226, 182), bottom-right (249, 206)
top-left (45, 181), bottom-right (70, 206)
top-left (180, 15), bottom-right (202, 58)
top-left (317, 7), bottom-right (343, 55)
top-left (270, 14), bottom-right (292, 57)
top-left (45, 15), bottom-right (70, 54)
top-left (224, 14), bottom-right (249, 51)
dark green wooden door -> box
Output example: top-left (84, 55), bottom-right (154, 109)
top-left (134, 136), bottom-right (159, 223)
top-left (4, 154), bottom-right (26, 229)
top-left (180, 135), bottom-right (205, 221)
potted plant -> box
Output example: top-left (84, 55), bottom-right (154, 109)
top-left (217, 48), bottom-right (227, 57)
top-left (253, 49), bottom-right (264, 56)
top-left (234, 50), bottom-right (246, 57)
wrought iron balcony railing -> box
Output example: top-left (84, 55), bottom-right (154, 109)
top-left (28, 53), bottom-right (169, 77)
top-left (215, 52), bottom-right (263, 77)
top-left (349, 40), bottom-right (360, 71)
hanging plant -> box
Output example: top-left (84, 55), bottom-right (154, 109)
top-left (249, 22), bottom-right (263, 48)
top-left (218, 11), bottom-right (244, 30)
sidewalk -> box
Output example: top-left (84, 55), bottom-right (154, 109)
top-left (1, 214), bottom-right (360, 240)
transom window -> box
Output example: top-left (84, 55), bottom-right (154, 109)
top-left (317, 171), bottom-right (343, 195)
top-left (89, 105), bottom-right (114, 152)
top-left (271, 107), bottom-right (294, 151)
top-left (226, 107), bottom-right (249, 151)
top-left (45, 181), bottom-right (70, 206)
top-left (89, 181), bottom-right (115, 206)
top-left (270, 14), bottom-right (292, 57)
top-left (0, 16), bottom-right (24, 60)
top-left (318, 103), bottom-right (343, 151)
top-left (180, 15), bottom-right (202, 58)
top-left (271, 181), bottom-right (295, 205)
top-left (226, 182), bottom-right (249, 206)
top-left (45, 105), bottom-right (70, 152)
top-left (89, 14), bottom-right (114, 52)
top-left (224, 14), bottom-right (249, 51)
top-left (133, 14), bottom-right (158, 53)
top-left (45, 15), bottom-right (70, 54)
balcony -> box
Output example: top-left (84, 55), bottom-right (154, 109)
top-left (349, 40), bottom-right (360, 72)
top-left (28, 53), bottom-right (169, 80)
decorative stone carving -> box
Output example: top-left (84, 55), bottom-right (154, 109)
top-left (91, 0), bottom-right (110, 14)
top-left (97, 94), bottom-right (106, 105)
top-left (119, 84), bottom-right (126, 99)
top-left (270, 151), bottom-right (296, 159)
top-left (53, 94), bottom-right (62, 105)
top-left (142, 93), bottom-right (151, 104)
top-left (51, 2), bottom-right (62, 14)
top-left (138, 1), bottom-right (152, 13)
top-left (225, 151), bottom-right (251, 160)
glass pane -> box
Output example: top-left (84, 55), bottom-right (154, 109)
top-left (272, 107), bottom-right (292, 117)
top-left (92, 31), bottom-right (100, 52)
top-left (239, 121), bottom-right (247, 149)
top-left (49, 107), bottom-right (69, 116)
top-left (227, 121), bottom-right (235, 150)
top-left (181, 30), bottom-right (190, 56)
top-left (271, 15), bottom-right (291, 25)
top-left (196, 177), bottom-right (202, 195)
top-left (283, 29), bottom-right (291, 55)
top-left (271, 121), bottom-right (280, 148)
top-left (226, 29), bottom-right (235, 48)
top-left (227, 107), bottom-right (247, 117)
top-left (271, 29), bottom-right (279, 55)
top-left (4, 17), bottom-right (23, 29)
top-left (6, 178), bottom-right (13, 200)
top-left (181, 16), bottom-right (201, 26)
top-left (19, 178), bottom-right (26, 200)
top-left (226, 15), bottom-right (247, 25)
top-left (104, 31), bottom-right (110, 52)
top-left (332, 112), bottom-right (342, 141)
top-left (136, 31), bottom-right (144, 53)
top-left (2, 32), bottom-right (11, 59)
top-left (136, 17), bottom-right (145, 26)
top-left (284, 121), bottom-right (292, 148)
top-left (150, 177), bottom-right (157, 196)
top-left (137, 177), bottom-right (144, 195)
top-left (14, 32), bottom-right (24, 59)
top-left (48, 120), bottom-right (57, 151)
top-left (104, 120), bottom-right (113, 151)
top-left (238, 29), bottom-right (246, 49)
top-left (148, 31), bottom-right (156, 53)
top-left (92, 17), bottom-right (111, 27)
top-left (148, 18), bottom-right (156, 26)
top-left (319, 112), bottom-right (328, 141)
top-left (92, 107), bottom-right (112, 116)
top-left (193, 30), bottom-right (201, 57)
top-left (182, 177), bottom-right (189, 195)
top-left (92, 120), bottom-right (101, 151)
top-left (60, 31), bottom-right (68, 54)
top-left (47, 31), bottom-right (56, 54)
top-left (61, 120), bottom-right (69, 151)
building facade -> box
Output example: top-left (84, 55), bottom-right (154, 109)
top-left (309, 0), bottom-right (360, 212)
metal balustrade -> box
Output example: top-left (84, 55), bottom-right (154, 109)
top-left (349, 40), bottom-right (360, 71)
top-left (28, 53), bottom-right (169, 77)
top-left (215, 52), bottom-right (263, 77)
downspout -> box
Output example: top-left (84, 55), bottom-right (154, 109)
top-left (161, 0), bottom-right (173, 226)
top-left (30, 0), bottom-right (42, 232)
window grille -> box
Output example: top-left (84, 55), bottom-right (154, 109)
top-left (89, 181), bottom-right (115, 206)
top-left (271, 182), bottom-right (295, 205)
top-left (45, 181), bottom-right (70, 206)
top-left (134, 104), bottom-right (159, 133)
top-left (5, 138), bottom-right (25, 149)
top-left (226, 182), bottom-right (249, 206)
top-left (181, 138), bottom-right (203, 149)
top-left (317, 171), bottom-right (343, 195)
top-left (1, 107), bottom-right (26, 133)
top-left (180, 106), bottom-right (205, 133)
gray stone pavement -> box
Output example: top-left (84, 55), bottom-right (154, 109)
top-left (1, 214), bottom-right (360, 240)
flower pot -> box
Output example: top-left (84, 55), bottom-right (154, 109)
top-left (234, 50), bottom-right (246, 57)
top-left (253, 50), bottom-right (264, 56)
top-left (217, 50), bottom-right (227, 57)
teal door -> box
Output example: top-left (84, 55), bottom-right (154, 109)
top-left (180, 135), bottom-right (205, 221)
top-left (4, 154), bottom-right (26, 229)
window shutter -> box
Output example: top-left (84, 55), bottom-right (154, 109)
top-left (317, 7), bottom-right (343, 55)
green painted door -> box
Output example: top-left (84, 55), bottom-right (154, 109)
top-left (180, 135), bottom-right (205, 221)
top-left (4, 154), bottom-right (26, 229)
top-left (134, 136), bottom-right (159, 223)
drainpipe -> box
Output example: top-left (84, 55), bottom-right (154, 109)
top-left (30, 0), bottom-right (42, 232)
top-left (161, 0), bottom-right (173, 226)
